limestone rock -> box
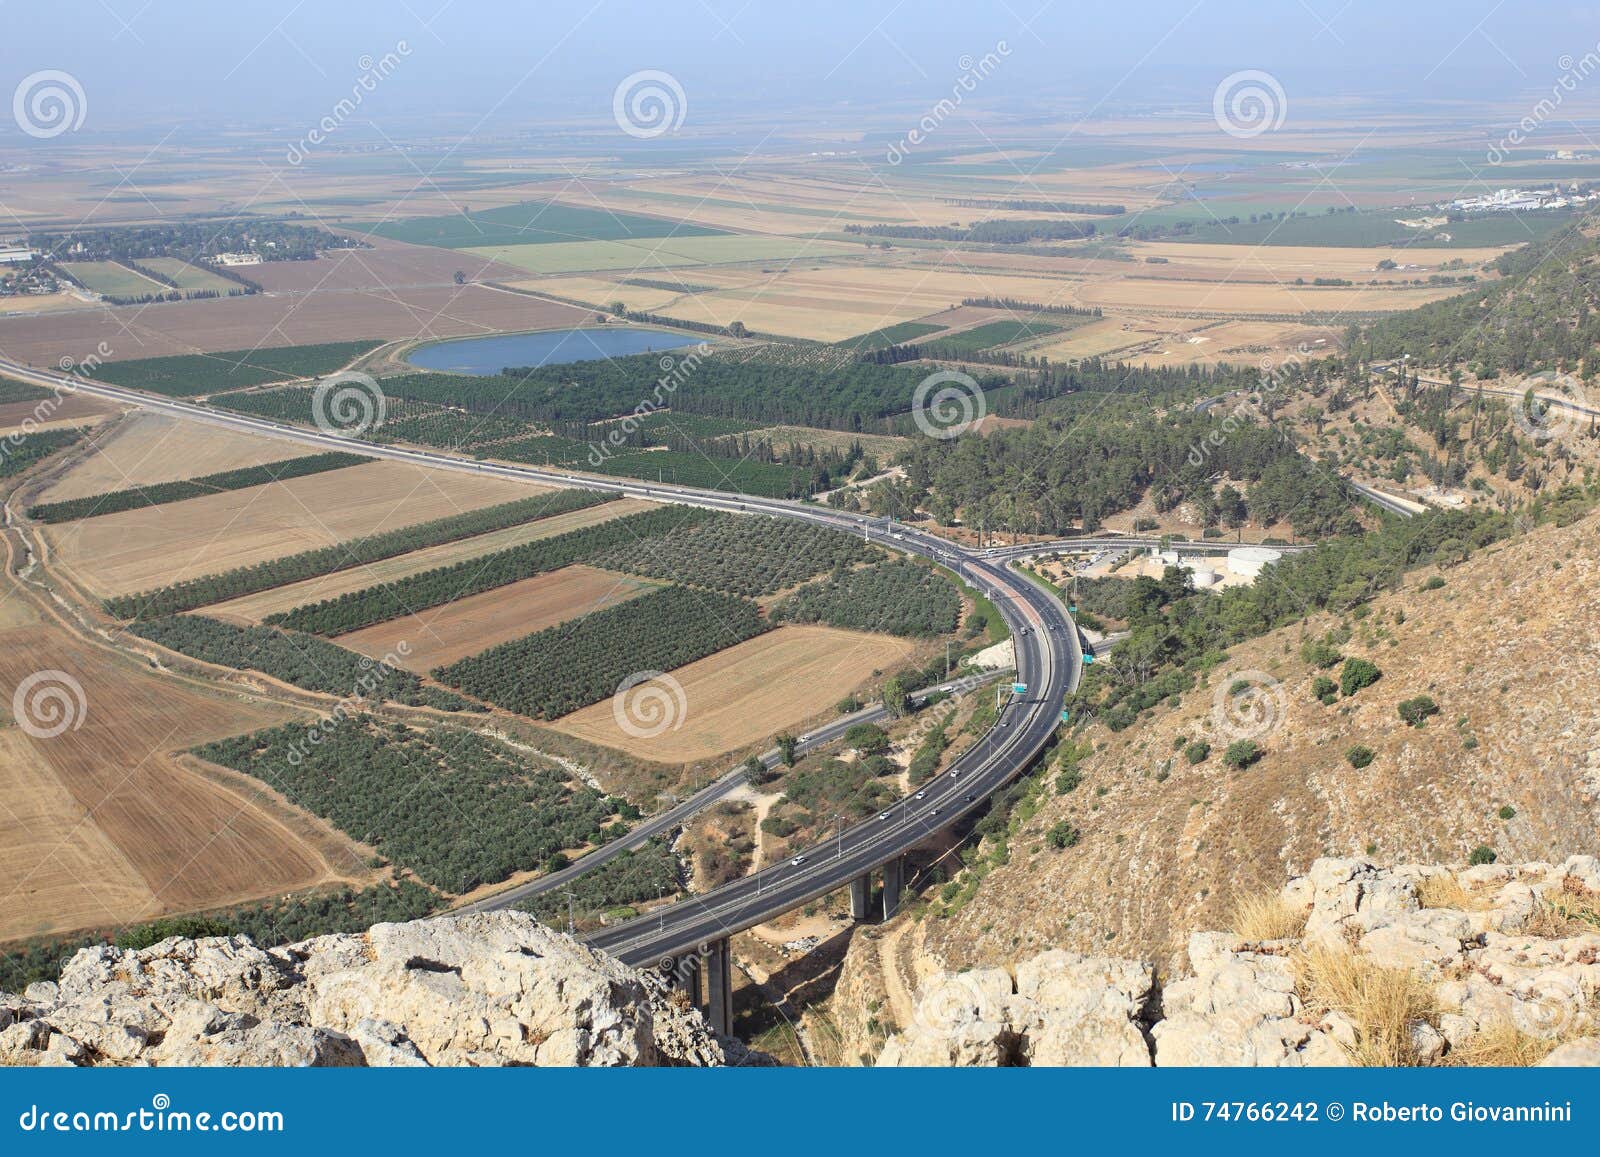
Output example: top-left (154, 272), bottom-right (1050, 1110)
top-left (0, 912), bottom-right (725, 1068)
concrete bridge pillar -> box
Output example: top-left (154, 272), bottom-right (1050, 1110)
top-left (671, 953), bottom-right (700, 1004)
top-left (849, 873), bottom-right (872, 921)
top-left (703, 938), bottom-right (735, 1037)
top-left (881, 856), bottom-right (906, 921)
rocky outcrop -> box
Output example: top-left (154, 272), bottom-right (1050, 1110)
top-left (0, 912), bottom-right (729, 1067)
top-left (872, 856), bottom-right (1600, 1066)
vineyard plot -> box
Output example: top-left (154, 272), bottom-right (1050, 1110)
top-left (433, 585), bottom-right (771, 720)
top-left (195, 719), bottom-right (624, 894)
top-left (595, 512), bottom-right (880, 596)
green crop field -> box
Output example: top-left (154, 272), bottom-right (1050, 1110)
top-left (138, 257), bottom-right (238, 292)
top-left (926, 318), bottom-right (1066, 352)
top-left (357, 198), bottom-right (726, 249)
top-left (57, 261), bottom-right (165, 298)
top-left (90, 340), bottom-right (385, 396)
top-left (835, 321), bottom-right (945, 350)
top-left (465, 235), bottom-right (850, 274)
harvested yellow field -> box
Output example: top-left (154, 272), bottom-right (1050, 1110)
top-left (35, 411), bottom-right (299, 503)
top-left (44, 459), bottom-right (544, 599)
top-left (552, 624), bottom-right (915, 762)
top-left (0, 596), bottom-right (358, 942)
top-left (0, 392), bottom-right (117, 437)
top-left (0, 728), bottom-right (156, 942)
top-left (1129, 241), bottom-right (1509, 278)
top-left (337, 564), bottom-right (658, 672)
top-left (203, 497), bottom-right (656, 624)
top-left (526, 277), bottom-right (687, 312)
top-left (1073, 277), bottom-right (1458, 315)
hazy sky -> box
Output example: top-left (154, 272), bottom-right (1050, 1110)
top-left (7, 0), bottom-right (1600, 134)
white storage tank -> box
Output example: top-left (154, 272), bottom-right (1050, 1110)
top-left (1227, 546), bottom-right (1283, 579)
top-left (1188, 568), bottom-right (1219, 589)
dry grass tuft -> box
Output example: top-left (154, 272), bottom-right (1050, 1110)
top-left (1231, 892), bottom-right (1309, 942)
top-left (1296, 946), bottom-right (1437, 1066)
top-left (1444, 1019), bottom-right (1567, 1067)
top-left (1522, 894), bottom-right (1600, 938)
top-left (1415, 873), bottom-right (1487, 911)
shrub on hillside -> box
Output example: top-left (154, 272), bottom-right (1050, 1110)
top-left (1222, 739), bottom-right (1262, 769)
top-left (1398, 695), bottom-right (1440, 727)
top-left (1339, 657), bottom-right (1383, 697)
top-left (1046, 821), bottom-right (1081, 849)
top-left (1345, 744), bottom-right (1376, 769)
top-left (1184, 740), bottom-right (1211, 765)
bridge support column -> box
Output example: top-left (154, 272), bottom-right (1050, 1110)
top-left (849, 873), bottom-right (872, 921)
top-left (881, 856), bottom-right (906, 921)
top-left (703, 938), bottom-right (734, 1037)
top-left (672, 953), bottom-right (700, 1004)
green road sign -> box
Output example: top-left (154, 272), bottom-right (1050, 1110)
top-left (1012, 682), bottom-right (1027, 694)
top-left (1082, 653), bottom-right (1096, 664)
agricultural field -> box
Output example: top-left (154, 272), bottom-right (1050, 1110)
top-left (920, 317), bottom-right (1069, 353)
top-left (336, 564), bottom-right (659, 672)
top-left (136, 257), bottom-right (242, 292)
top-left (0, 285), bottom-right (589, 367)
top-left (88, 339), bottom-right (384, 396)
top-left (183, 497), bottom-right (649, 624)
top-left (433, 585), bottom-right (771, 720)
top-left (0, 592), bottom-right (359, 943)
top-left (34, 413), bottom-right (309, 503)
top-left (0, 428), bottom-right (85, 480)
top-left (127, 615), bottom-right (438, 704)
top-left (773, 559), bottom-right (964, 637)
top-left (0, 385), bottom-right (116, 436)
top-left (195, 719), bottom-right (625, 894)
top-left (266, 503), bottom-right (708, 635)
top-left (357, 198), bottom-right (726, 248)
top-left (104, 487), bottom-right (602, 619)
top-left (44, 459), bottom-right (536, 599)
top-left (462, 235), bottom-right (854, 277)
top-left (56, 260), bottom-right (165, 298)
top-left (552, 624), bottom-right (916, 762)
top-left (595, 512), bottom-right (879, 597)
top-left (28, 451), bottom-right (370, 523)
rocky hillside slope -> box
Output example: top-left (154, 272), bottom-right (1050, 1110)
top-left (0, 912), bottom-right (734, 1067)
top-left (915, 507), bottom-right (1600, 976)
top-left (872, 857), bottom-right (1600, 1066)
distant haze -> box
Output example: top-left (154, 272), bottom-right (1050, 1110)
top-left (7, 0), bottom-right (1600, 136)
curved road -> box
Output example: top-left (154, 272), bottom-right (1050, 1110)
top-left (0, 355), bottom-right (1082, 966)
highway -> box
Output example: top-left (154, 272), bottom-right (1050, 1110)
top-left (456, 669), bottom-right (1002, 914)
top-left (1371, 360), bottom-right (1600, 420)
top-left (0, 354), bottom-right (1083, 967)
